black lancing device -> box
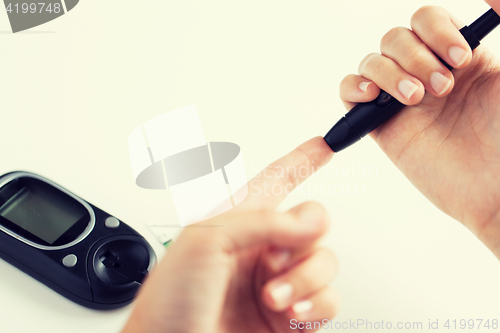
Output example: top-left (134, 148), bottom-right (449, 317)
top-left (324, 8), bottom-right (500, 152)
top-left (0, 171), bottom-right (156, 310)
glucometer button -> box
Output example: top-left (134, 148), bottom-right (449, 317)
top-left (375, 91), bottom-right (394, 106)
top-left (105, 217), bottom-right (120, 228)
top-left (62, 254), bottom-right (78, 268)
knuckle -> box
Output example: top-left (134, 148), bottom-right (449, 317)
top-left (381, 26), bottom-right (406, 49)
top-left (411, 5), bottom-right (438, 23)
top-left (301, 201), bottom-right (330, 229)
top-left (340, 74), bottom-right (358, 89)
top-left (358, 53), bottom-right (380, 75)
top-left (301, 200), bottom-right (326, 213)
top-left (339, 76), bottom-right (351, 96)
top-left (404, 46), bottom-right (429, 70)
top-left (412, 6), bottom-right (449, 30)
top-left (260, 210), bottom-right (285, 239)
top-left (340, 75), bottom-right (366, 102)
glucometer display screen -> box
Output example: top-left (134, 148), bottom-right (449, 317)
top-left (0, 177), bottom-right (89, 246)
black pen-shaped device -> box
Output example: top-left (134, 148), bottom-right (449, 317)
top-left (324, 8), bottom-right (500, 153)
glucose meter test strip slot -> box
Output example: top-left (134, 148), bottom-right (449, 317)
top-left (128, 105), bottom-right (248, 228)
top-left (147, 225), bottom-right (173, 247)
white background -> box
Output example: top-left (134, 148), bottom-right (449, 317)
top-left (1, 0), bottom-right (500, 332)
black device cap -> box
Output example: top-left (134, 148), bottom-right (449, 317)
top-left (324, 117), bottom-right (362, 152)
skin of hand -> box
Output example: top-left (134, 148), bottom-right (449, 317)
top-left (121, 137), bottom-right (340, 333)
top-left (487, 0), bottom-right (500, 17)
top-left (339, 5), bottom-right (500, 259)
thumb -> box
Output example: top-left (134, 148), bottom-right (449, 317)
top-left (211, 201), bottom-right (329, 253)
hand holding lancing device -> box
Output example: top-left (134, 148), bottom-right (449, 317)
top-left (340, 5), bottom-right (500, 259)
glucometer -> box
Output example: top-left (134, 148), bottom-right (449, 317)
top-left (0, 171), bottom-right (156, 310)
top-left (324, 8), bottom-right (500, 152)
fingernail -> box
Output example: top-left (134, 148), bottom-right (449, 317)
top-left (430, 72), bottom-right (452, 95)
top-left (270, 283), bottom-right (293, 308)
top-left (267, 249), bottom-right (290, 271)
top-left (398, 79), bottom-right (419, 100)
top-left (449, 46), bottom-right (468, 67)
top-left (359, 82), bottom-right (371, 92)
top-left (292, 300), bottom-right (313, 314)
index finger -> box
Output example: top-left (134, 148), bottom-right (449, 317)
top-left (410, 6), bottom-right (471, 69)
top-left (239, 137), bottom-right (334, 210)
